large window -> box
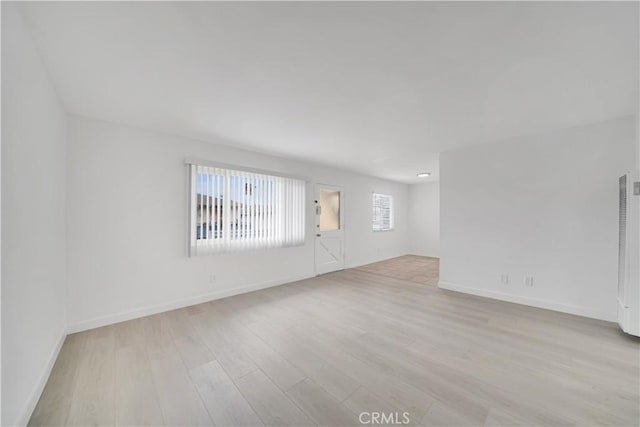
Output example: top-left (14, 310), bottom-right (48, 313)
top-left (372, 193), bottom-right (393, 231)
top-left (188, 163), bottom-right (306, 255)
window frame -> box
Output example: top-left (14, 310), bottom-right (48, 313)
top-left (186, 160), bottom-right (308, 256)
top-left (372, 192), bottom-right (394, 232)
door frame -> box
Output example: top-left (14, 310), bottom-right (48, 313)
top-left (314, 183), bottom-right (345, 275)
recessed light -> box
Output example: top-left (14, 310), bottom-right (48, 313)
top-left (417, 172), bottom-right (431, 178)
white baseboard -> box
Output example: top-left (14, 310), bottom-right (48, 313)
top-left (407, 252), bottom-right (440, 259)
top-left (438, 281), bottom-right (616, 322)
top-left (15, 327), bottom-right (67, 427)
top-left (66, 273), bottom-right (315, 334)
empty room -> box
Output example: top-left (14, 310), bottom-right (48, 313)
top-left (2, 1), bottom-right (639, 426)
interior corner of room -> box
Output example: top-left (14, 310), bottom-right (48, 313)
top-left (2, 1), bottom-right (639, 426)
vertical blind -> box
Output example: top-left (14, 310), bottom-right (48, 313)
top-left (372, 193), bottom-right (394, 231)
top-left (189, 163), bottom-right (306, 255)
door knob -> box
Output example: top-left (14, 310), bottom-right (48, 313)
top-left (316, 234), bottom-right (321, 237)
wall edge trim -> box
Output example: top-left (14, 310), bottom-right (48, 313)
top-left (438, 280), bottom-right (616, 322)
top-left (15, 326), bottom-right (67, 427)
top-left (66, 273), bottom-right (316, 334)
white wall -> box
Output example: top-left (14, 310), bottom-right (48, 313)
top-left (408, 182), bottom-right (440, 257)
top-left (439, 116), bottom-right (636, 321)
top-left (66, 116), bottom-right (409, 331)
top-left (1, 4), bottom-right (68, 426)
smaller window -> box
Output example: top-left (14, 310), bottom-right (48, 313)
top-left (372, 193), bottom-right (393, 231)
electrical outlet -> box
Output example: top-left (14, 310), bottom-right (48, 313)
top-left (500, 274), bottom-right (509, 284)
top-left (524, 276), bottom-right (534, 287)
top-left (209, 274), bottom-right (217, 283)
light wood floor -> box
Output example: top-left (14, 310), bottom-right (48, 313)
top-left (355, 255), bottom-right (439, 286)
top-left (30, 262), bottom-right (639, 426)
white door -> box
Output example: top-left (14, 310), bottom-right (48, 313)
top-left (314, 184), bottom-right (345, 275)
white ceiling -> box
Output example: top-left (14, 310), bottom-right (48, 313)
top-left (17, 1), bottom-right (639, 183)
